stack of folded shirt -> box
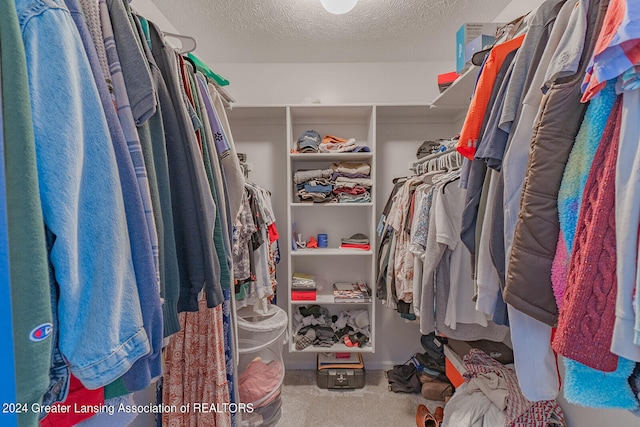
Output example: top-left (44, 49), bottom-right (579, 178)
top-left (293, 168), bottom-right (335, 202)
top-left (293, 162), bottom-right (372, 204)
top-left (340, 233), bottom-right (370, 251)
top-left (331, 162), bottom-right (372, 203)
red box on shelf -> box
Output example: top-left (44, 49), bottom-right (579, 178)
top-left (437, 71), bottom-right (460, 93)
top-left (291, 289), bottom-right (316, 301)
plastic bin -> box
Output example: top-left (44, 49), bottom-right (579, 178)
top-left (237, 305), bottom-right (287, 427)
top-left (237, 304), bottom-right (288, 351)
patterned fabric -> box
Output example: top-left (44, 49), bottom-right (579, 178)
top-left (463, 349), bottom-right (566, 427)
top-left (582, 0), bottom-right (640, 101)
top-left (553, 82), bottom-right (618, 308)
top-left (388, 177), bottom-right (421, 302)
top-left (99, 0), bottom-right (160, 289)
top-left (410, 186), bottom-right (435, 256)
top-left (163, 297), bottom-right (231, 427)
top-left (78, 0), bottom-right (112, 91)
top-left (233, 192), bottom-right (255, 283)
top-left (222, 288), bottom-right (236, 427)
top-left (553, 96), bottom-right (622, 371)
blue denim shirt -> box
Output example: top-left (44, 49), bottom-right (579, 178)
top-left (14, 0), bottom-right (150, 388)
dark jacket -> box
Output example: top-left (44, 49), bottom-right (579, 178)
top-left (504, 0), bottom-right (609, 326)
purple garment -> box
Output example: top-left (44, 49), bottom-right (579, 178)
top-left (331, 172), bottom-right (370, 181)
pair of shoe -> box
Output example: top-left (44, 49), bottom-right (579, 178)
top-left (415, 404), bottom-right (444, 427)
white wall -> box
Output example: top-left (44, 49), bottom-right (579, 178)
top-left (214, 61), bottom-right (455, 105)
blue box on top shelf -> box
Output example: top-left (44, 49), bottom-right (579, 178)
top-left (456, 23), bottom-right (501, 73)
top-left (465, 34), bottom-right (495, 68)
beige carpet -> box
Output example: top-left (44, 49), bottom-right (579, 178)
top-left (276, 370), bottom-right (444, 427)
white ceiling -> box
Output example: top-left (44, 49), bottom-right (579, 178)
top-left (147, 0), bottom-right (511, 63)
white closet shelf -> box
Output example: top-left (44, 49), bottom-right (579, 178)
top-left (289, 342), bottom-right (374, 353)
top-left (291, 248), bottom-right (373, 256)
top-left (291, 295), bottom-right (373, 305)
top-left (430, 65), bottom-right (479, 112)
top-left (290, 152), bottom-right (373, 161)
top-left (289, 104), bottom-right (374, 122)
top-left (290, 202), bottom-right (373, 207)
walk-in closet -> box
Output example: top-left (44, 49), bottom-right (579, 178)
top-left (1, 0), bottom-right (639, 426)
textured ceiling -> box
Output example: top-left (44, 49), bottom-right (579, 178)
top-left (147, 0), bottom-right (511, 63)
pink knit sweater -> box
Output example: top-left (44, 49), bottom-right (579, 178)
top-left (552, 99), bottom-right (622, 372)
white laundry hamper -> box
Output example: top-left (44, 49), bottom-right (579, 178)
top-left (236, 305), bottom-right (288, 427)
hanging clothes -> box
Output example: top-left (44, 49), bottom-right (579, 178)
top-left (235, 182), bottom-right (279, 313)
top-left (16, 0), bottom-right (150, 392)
top-left (163, 299), bottom-right (231, 427)
top-left (505, 0), bottom-right (609, 327)
top-left (0, 31), bottom-right (18, 427)
top-left (102, 0), bottom-right (165, 394)
top-left (1, 1), bottom-right (52, 424)
top-left (132, 9), bottom-right (182, 339)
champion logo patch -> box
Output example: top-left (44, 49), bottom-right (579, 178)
top-left (29, 323), bottom-right (53, 342)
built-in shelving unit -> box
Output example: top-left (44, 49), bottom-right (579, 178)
top-left (286, 105), bottom-right (377, 354)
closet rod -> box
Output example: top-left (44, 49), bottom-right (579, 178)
top-left (409, 144), bottom-right (458, 170)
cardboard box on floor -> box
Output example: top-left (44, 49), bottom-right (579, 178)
top-left (443, 339), bottom-right (514, 387)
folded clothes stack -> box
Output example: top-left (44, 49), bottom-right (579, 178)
top-left (340, 233), bottom-right (370, 251)
top-left (331, 162), bottom-right (371, 203)
top-left (319, 135), bottom-right (370, 153)
top-left (293, 161), bottom-right (372, 203)
top-left (292, 305), bottom-right (371, 349)
top-left (295, 130), bottom-right (370, 154)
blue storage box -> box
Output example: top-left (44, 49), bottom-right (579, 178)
top-left (456, 23), bottom-right (501, 73)
top-left (465, 35), bottom-right (495, 67)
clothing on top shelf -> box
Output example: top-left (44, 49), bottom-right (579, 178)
top-left (319, 135), bottom-right (357, 153)
top-left (295, 130), bottom-right (366, 153)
